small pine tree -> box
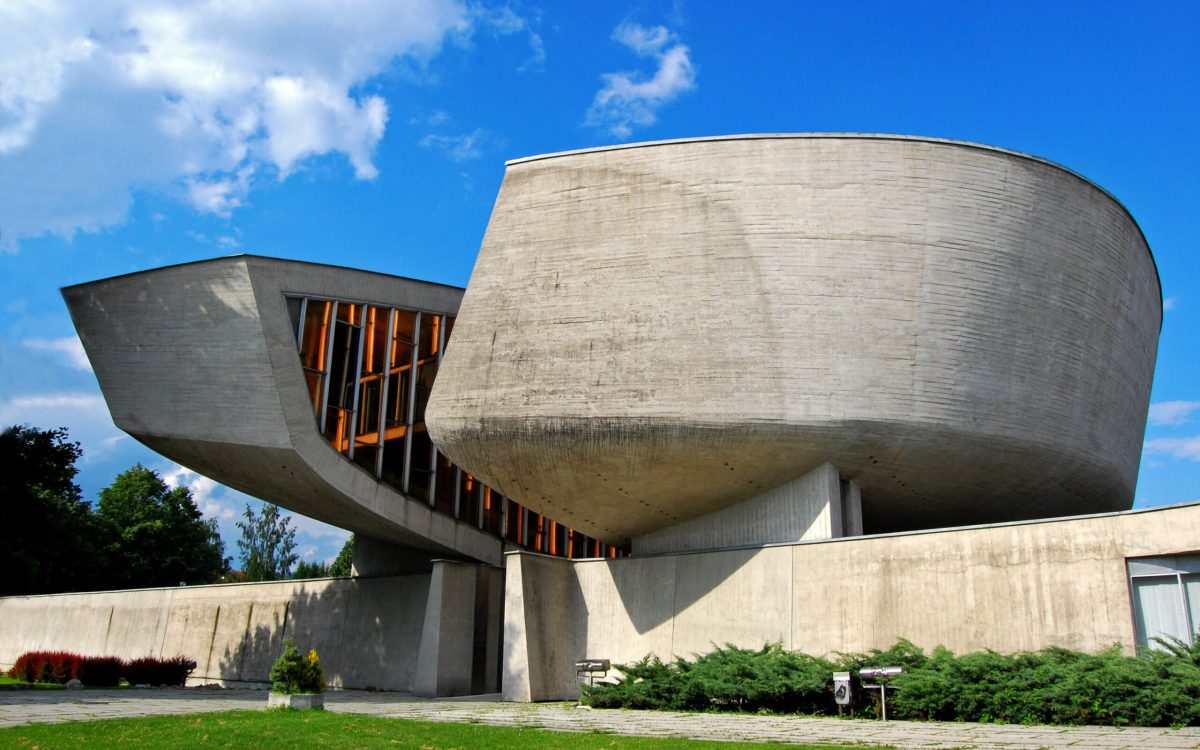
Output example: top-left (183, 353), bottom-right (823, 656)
top-left (269, 637), bottom-right (324, 694)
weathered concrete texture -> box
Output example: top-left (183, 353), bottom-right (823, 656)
top-left (0, 576), bottom-right (431, 691)
top-left (427, 134), bottom-right (1161, 540)
top-left (502, 553), bottom-right (581, 702)
top-left (63, 256), bottom-right (502, 565)
top-left (633, 462), bottom-right (854, 554)
top-left (504, 503), bottom-right (1200, 700)
top-left (413, 560), bottom-right (504, 697)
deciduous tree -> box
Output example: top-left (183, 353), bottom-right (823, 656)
top-left (96, 464), bottom-right (227, 588)
top-left (236, 503), bottom-right (298, 581)
top-left (0, 425), bottom-right (106, 594)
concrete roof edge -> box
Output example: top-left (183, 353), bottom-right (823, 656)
top-left (0, 572), bottom-right (430, 600)
top-left (617, 499), bottom-right (1200, 561)
top-left (505, 133), bottom-right (1162, 317)
top-left (60, 254), bottom-right (466, 294)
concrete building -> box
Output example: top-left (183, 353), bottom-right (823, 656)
top-left (2, 134), bottom-right (1194, 699)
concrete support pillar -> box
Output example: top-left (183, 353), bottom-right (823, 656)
top-left (501, 551), bottom-right (582, 701)
top-left (841, 479), bottom-right (864, 536)
top-left (413, 559), bottom-right (503, 697)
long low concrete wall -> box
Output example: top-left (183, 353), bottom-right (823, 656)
top-left (504, 503), bottom-right (1200, 700)
top-left (0, 574), bottom-right (431, 691)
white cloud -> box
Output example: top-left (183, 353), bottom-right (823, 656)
top-left (185, 227), bottom-right (242, 250)
top-left (614, 23), bottom-right (674, 56)
top-left (419, 129), bottom-right (485, 161)
top-left (186, 167), bottom-right (254, 217)
top-left (586, 22), bottom-right (696, 139)
top-left (1163, 297), bottom-right (1176, 311)
top-left (1149, 401), bottom-right (1200, 426)
top-left (287, 513), bottom-right (352, 542)
top-left (0, 390), bottom-right (126, 462)
top-left (474, 5), bottom-right (545, 72)
top-left (22, 335), bottom-right (92, 371)
top-left (1144, 436), bottom-right (1200, 462)
top-left (0, 0), bottom-right (475, 252)
top-left (160, 463), bottom-right (239, 522)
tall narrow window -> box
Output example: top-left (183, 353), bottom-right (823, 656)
top-left (352, 305), bottom-right (388, 472)
top-left (323, 303), bottom-right (361, 454)
top-left (297, 299), bottom-right (332, 417)
top-left (380, 309), bottom-right (416, 489)
top-left (1129, 556), bottom-right (1200, 652)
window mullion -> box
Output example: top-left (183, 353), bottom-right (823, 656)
top-left (345, 309), bottom-right (367, 460)
top-left (318, 301), bottom-right (339, 435)
top-left (402, 311), bottom-right (420, 495)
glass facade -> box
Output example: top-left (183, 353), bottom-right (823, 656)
top-left (289, 294), bottom-right (626, 560)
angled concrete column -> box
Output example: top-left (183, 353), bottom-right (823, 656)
top-left (841, 479), bottom-right (864, 536)
top-left (502, 551), bottom-right (582, 701)
top-left (632, 463), bottom-right (847, 555)
top-left (413, 560), bottom-right (503, 697)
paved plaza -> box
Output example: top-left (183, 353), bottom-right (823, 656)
top-left (1, 688), bottom-right (1198, 749)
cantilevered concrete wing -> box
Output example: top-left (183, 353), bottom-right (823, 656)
top-left (64, 256), bottom-right (504, 565)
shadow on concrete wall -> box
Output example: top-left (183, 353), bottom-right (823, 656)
top-left (609, 546), bottom-right (760, 635)
top-left (209, 575), bottom-right (430, 691)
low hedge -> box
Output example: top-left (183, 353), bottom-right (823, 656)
top-left (7, 652), bottom-right (195, 687)
top-left (582, 637), bottom-right (1200, 727)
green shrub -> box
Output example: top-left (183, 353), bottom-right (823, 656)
top-left (584, 643), bottom-right (836, 714)
top-left (584, 638), bottom-right (1200, 726)
top-left (269, 638), bottom-right (324, 694)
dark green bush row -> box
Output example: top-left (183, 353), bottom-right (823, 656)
top-left (8, 651), bottom-right (196, 687)
top-left (582, 638), bottom-right (1200, 726)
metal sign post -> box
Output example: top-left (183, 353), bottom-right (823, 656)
top-left (859, 666), bottom-right (903, 721)
top-left (575, 658), bottom-right (611, 688)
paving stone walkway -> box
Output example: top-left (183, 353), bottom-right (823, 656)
top-left (1, 688), bottom-right (1198, 750)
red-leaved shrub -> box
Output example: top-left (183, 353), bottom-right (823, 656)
top-left (8, 651), bottom-right (83, 684)
top-left (79, 656), bottom-right (124, 687)
top-left (9, 651), bottom-right (197, 687)
top-left (123, 655), bottom-right (197, 686)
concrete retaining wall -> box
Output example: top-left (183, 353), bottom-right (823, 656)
top-left (504, 503), bottom-right (1200, 700)
top-left (0, 574), bottom-right (431, 690)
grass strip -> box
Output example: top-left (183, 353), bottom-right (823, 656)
top-left (0, 709), bottom-right (888, 749)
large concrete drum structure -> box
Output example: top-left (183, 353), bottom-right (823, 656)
top-left (27, 133), bottom-right (1190, 701)
top-left (427, 134), bottom-right (1161, 543)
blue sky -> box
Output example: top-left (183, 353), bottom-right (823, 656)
top-left (1, 0), bottom-right (1197, 567)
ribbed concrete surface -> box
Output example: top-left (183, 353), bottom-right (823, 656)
top-left (427, 134), bottom-right (1161, 541)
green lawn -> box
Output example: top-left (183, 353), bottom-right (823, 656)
top-left (0, 710), bottom-right (889, 749)
top-left (0, 675), bottom-right (60, 690)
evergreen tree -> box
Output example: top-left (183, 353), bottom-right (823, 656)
top-left (291, 559), bottom-right (330, 578)
top-left (329, 533), bottom-right (355, 577)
